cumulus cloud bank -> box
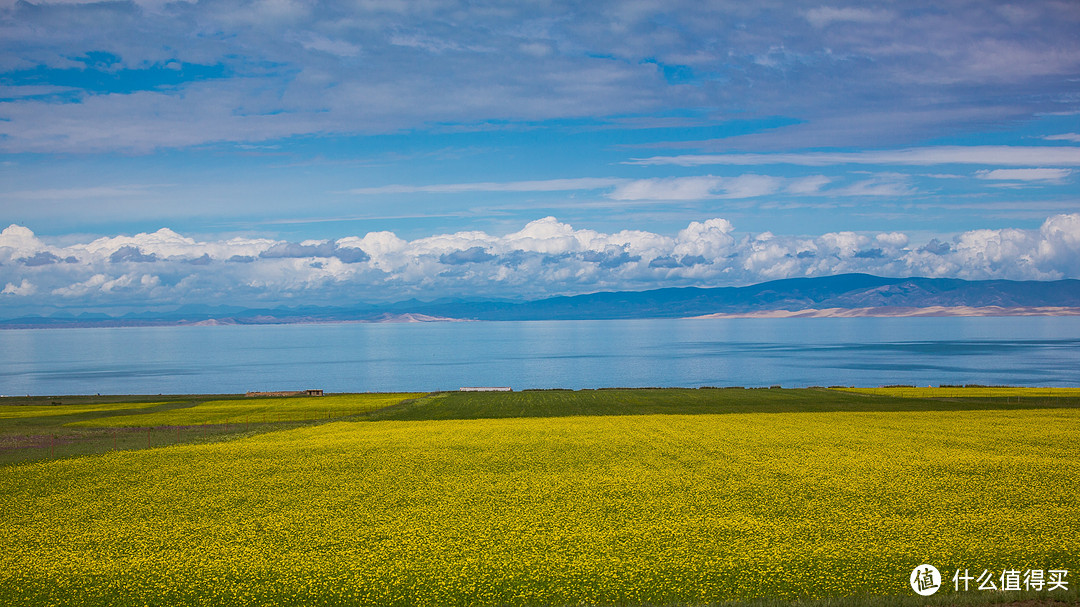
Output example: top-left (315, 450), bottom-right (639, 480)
top-left (1, 215), bottom-right (1079, 312)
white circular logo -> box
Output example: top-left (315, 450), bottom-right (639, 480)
top-left (910, 564), bottom-right (942, 596)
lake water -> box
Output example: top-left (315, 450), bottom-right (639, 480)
top-left (1, 317), bottom-right (1078, 395)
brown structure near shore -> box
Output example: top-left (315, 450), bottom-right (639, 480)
top-left (245, 389), bottom-right (324, 397)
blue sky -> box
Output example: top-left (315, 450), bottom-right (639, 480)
top-left (1, 0), bottom-right (1078, 314)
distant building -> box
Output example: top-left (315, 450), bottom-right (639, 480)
top-left (245, 389), bottom-right (324, 397)
top-left (459, 386), bottom-right (512, 392)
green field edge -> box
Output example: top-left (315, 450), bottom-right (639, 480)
top-left (366, 387), bottom-right (1080, 422)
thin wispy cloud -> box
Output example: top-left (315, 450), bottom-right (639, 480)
top-left (350, 174), bottom-right (913, 202)
top-left (607, 177), bottom-right (721, 201)
top-left (975, 168), bottom-right (1072, 182)
top-left (606, 176), bottom-right (785, 201)
top-left (347, 178), bottom-right (627, 195)
top-left (1043, 133), bottom-right (1080, 142)
top-left (832, 175), bottom-right (915, 197)
top-left (804, 6), bottom-right (895, 28)
top-left (2, 184), bottom-right (167, 200)
top-left (786, 175), bottom-right (832, 194)
top-left (627, 147), bottom-right (1080, 167)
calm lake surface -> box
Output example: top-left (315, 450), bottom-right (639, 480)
top-left (1, 317), bottom-right (1078, 395)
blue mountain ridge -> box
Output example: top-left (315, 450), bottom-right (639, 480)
top-left (2, 274), bottom-right (1079, 327)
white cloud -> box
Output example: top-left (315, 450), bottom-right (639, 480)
top-left (786, 175), bottom-right (831, 194)
top-left (0, 224), bottom-right (46, 257)
top-left (70, 228), bottom-right (279, 262)
top-left (627, 146), bottom-right (1080, 167)
top-left (954, 228), bottom-right (1036, 270)
top-left (608, 177), bottom-right (721, 201)
top-left (900, 214), bottom-right (1080, 280)
top-left (673, 219), bottom-right (735, 261)
top-left (804, 7), bottom-right (894, 28)
top-left (1, 279), bottom-right (35, 296)
top-left (743, 237), bottom-right (799, 279)
top-left (502, 217), bottom-right (598, 254)
top-left (717, 174), bottom-right (784, 199)
top-left (1044, 133), bottom-right (1080, 143)
top-left (299, 35), bottom-right (362, 58)
top-left (876, 232), bottom-right (909, 248)
top-left (975, 168), bottom-right (1071, 182)
top-left (1036, 213), bottom-right (1080, 275)
top-left (51, 273), bottom-right (160, 298)
top-left (1040, 213), bottom-right (1080, 247)
top-left (818, 231), bottom-right (870, 258)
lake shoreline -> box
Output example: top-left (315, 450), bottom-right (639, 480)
top-left (689, 305), bottom-right (1080, 319)
top-left (5, 305), bottom-right (1080, 330)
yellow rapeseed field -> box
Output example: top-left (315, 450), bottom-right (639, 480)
top-left (66, 393), bottom-right (424, 427)
top-left (2, 409), bottom-right (1078, 606)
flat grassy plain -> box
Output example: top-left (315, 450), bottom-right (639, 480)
top-left (1, 388), bottom-right (1078, 606)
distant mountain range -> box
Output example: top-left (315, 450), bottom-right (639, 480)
top-left (4, 274), bottom-right (1080, 328)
